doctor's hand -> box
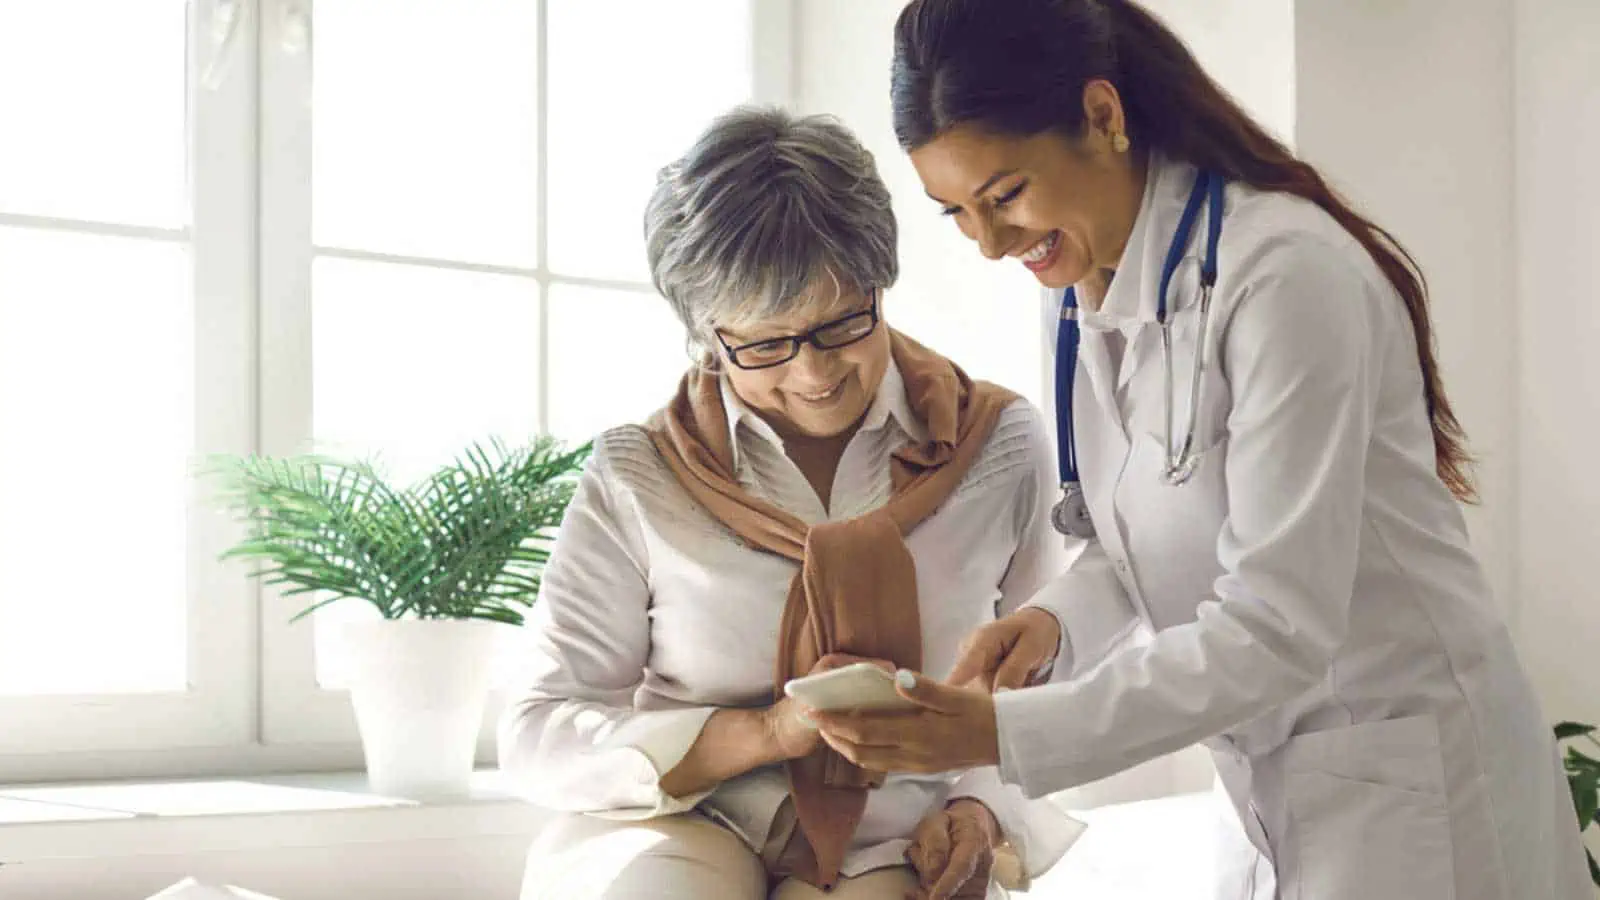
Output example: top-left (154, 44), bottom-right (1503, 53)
top-left (812, 671), bottom-right (999, 774)
top-left (948, 607), bottom-right (1062, 692)
top-left (763, 653), bottom-right (896, 761)
top-left (905, 798), bottom-right (1000, 900)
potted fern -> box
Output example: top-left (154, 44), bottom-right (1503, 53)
top-left (210, 437), bottom-right (589, 799)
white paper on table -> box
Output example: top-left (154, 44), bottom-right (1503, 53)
top-left (145, 877), bottom-right (281, 900)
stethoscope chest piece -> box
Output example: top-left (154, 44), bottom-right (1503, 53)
top-left (1051, 483), bottom-right (1095, 539)
top-left (1162, 454), bottom-right (1202, 487)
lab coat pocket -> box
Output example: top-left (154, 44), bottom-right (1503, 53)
top-left (1280, 715), bottom-right (1455, 900)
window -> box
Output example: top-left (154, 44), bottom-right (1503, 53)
top-left (0, 1), bottom-right (254, 770)
top-left (0, 0), bottom-right (790, 782)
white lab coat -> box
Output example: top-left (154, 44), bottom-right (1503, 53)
top-left (1002, 154), bottom-right (1592, 900)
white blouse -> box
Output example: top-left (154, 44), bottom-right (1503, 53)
top-left (497, 361), bottom-right (1083, 879)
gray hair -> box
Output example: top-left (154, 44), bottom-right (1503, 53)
top-left (644, 105), bottom-right (898, 359)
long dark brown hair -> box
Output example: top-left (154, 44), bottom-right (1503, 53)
top-left (892, 0), bottom-right (1475, 502)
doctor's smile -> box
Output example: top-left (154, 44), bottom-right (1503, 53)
top-left (1017, 230), bottom-right (1061, 272)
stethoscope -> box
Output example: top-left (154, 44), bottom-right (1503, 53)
top-left (1051, 169), bottom-right (1226, 539)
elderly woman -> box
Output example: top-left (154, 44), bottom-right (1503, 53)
top-left (498, 106), bottom-right (1081, 900)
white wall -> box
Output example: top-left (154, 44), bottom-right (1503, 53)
top-left (1515, 0), bottom-right (1600, 728)
top-left (1141, 0), bottom-right (1296, 146)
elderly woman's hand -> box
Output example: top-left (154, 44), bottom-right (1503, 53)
top-left (812, 671), bottom-right (1000, 774)
top-left (905, 798), bottom-right (1000, 899)
top-left (764, 653), bottom-right (898, 760)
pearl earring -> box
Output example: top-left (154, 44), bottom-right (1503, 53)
top-left (1111, 133), bottom-right (1131, 153)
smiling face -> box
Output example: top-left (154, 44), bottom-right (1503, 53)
top-left (642, 107), bottom-right (901, 440)
top-left (713, 283), bottom-right (890, 442)
top-left (907, 82), bottom-right (1146, 292)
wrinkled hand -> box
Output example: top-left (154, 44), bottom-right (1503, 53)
top-left (812, 671), bottom-right (999, 774)
top-left (948, 608), bottom-right (1061, 692)
top-left (905, 799), bottom-right (1000, 900)
top-left (765, 654), bottom-right (896, 761)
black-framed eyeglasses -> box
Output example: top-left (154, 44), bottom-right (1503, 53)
top-left (715, 290), bottom-right (881, 371)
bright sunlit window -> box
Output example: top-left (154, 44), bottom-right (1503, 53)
top-left (0, 4), bottom-right (192, 698)
top-left (0, 0), bottom-right (779, 780)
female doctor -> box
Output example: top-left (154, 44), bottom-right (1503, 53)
top-left (809, 1), bottom-right (1592, 898)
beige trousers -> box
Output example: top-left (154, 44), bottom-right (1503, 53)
top-left (520, 811), bottom-right (927, 900)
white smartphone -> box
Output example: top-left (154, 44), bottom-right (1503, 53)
top-left (782, 662), bottom-right (916, 712)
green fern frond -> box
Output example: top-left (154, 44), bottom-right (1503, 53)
top-left (207, 436), bottom-right (590, 624)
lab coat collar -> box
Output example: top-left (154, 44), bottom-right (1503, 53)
top-left (1081, 152), bottom-right (1205, 332)
top-left (719, 357), bottom-right (926, 470)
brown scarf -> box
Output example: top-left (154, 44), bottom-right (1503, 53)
top-left (647, 329), bottom-right (1017, 888)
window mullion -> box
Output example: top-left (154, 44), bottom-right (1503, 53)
top-left (0, 0), bottom-right (259, 775)
top-left (186, 0), bottom-right (266, 748)
top-left (258, 0), bottom-right (355, 746)
top-left (535, 0), bottom-right (551, 437)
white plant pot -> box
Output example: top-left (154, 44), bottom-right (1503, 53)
top-left (338, 618), bottom-right (499, 801)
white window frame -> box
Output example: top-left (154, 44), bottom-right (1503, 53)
top-left (0, 0), bottom-right (258, 779)
top-left (0, 0), bottom-right (792, 785)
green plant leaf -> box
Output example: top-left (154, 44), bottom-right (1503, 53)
top-left (468, 606), bottom-right (527, 627)
top-left (1557, 722), bottom-right (1597, 741)
top-left (207, 435), bottom-right (589, 622)
top-left (286, 592), bottom-right (357, 624)
top-left (1575, 769), bottom-right (1600, 829)
top-left (1568, 748), bottom-right (1600, 784)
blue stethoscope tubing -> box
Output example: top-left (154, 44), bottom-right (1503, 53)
top-left (1051, 169), bottom-right (1226, 538)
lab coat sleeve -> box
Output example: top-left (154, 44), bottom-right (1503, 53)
top-left (497, 444), bottom-right (718, 819)
top-left (995, 233), bottom-right (1382, 797)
